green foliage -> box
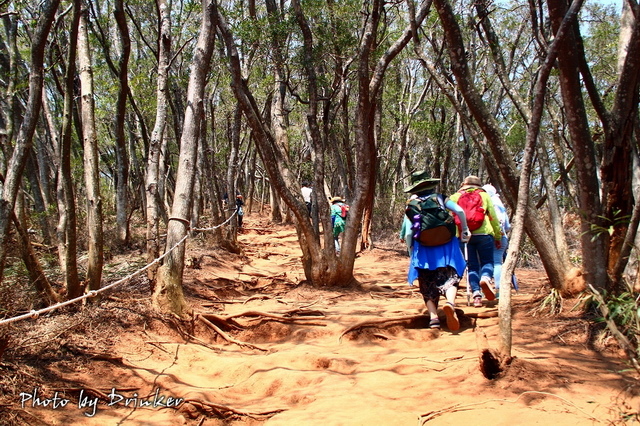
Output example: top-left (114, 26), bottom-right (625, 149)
top-left (590, 289), bottom-right (640, 358)
top-left (583, 209), bottom-right (631, 242)
top-left (531, 288), bottom-right (564, 316)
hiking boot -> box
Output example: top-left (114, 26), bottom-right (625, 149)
top-left (480, 276), bottom-right (496, 301)
top-left (443, 302), bottom-right (460, 331)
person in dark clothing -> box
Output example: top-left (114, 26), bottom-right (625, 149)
top-left (236, 194), bottom-right (244, 227)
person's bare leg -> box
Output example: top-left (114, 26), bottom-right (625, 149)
top-left (443, 286), bottom-right (460, 331)
top-left (425, 300), bottom-right (440, 329)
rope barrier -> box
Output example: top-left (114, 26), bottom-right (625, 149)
top-left (0, 208), bottom-right (239, 326)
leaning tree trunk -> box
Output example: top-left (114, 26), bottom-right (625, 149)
top-left (431, 0), bottom-right (572, 291)
top-left (0, 0), bottom-right (60, 284)
top-left (14, 192), bottom-right (60, 305)
top-left (216, 0), bottom-right (431, 287)
top-left (153, 0), bottom-right (216, 316)
top-left (78, 5), bottom-right (104, 292)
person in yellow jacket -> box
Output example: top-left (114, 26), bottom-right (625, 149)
top-left (449, 176), bottom-right (502, 307)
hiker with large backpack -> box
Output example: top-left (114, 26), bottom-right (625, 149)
top-left (330, 196), bottom-right (349, 254)
top-left (404, 171), bottom-right (472, 332)
top-left (449, 176), bottom-right (503, 308)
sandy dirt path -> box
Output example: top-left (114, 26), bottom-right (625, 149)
top-left (8, 215), bottom-right (639, 425)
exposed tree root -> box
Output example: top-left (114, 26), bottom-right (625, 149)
top-left (339, 314), bottom-right (429, 341)
top-left (197, 315), bottom-right (266, 351)
top-left (213, 309), bottom-right (325, 322)
top-left (340, 310), bottom-right (499, 342)
top-left (420, 391), bottom-right (601, 424)
top-left (183, 398), bottom-right (285, 420)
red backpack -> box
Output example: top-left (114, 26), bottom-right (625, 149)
top-left (454, 189), bottom-right (486, 231)
top-left (339, 203), bottom-right (349, 218)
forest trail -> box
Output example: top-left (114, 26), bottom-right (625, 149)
top-left (5, 213), bottom-right (639, 425)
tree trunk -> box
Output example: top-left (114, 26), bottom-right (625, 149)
top-left (15, 192), bottom-right (60, 305)
top-left (0, 0), bottom-right (60, 283)
top-left (602, 0), bottom-right (640, 289)
top-left (153, 0), bottom-right (217, 316)
top-left (57, 0), bottom-right (82, 299)
top-left (548, 0), bottom-right (608, 290)
top-left (78, 4), bottom-right (104, 292)
top-left (431, 0), bottom-right (572, 291)
top-left (113, 0), bottom-right (131, 246)
top-left (146, 0), bottom-right (171, 280)
top-left (216, 0), bottom-right (431, 287)
top-left (225, 104), bottom-right (242, 244)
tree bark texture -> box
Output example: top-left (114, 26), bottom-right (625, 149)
top-left (548, 0), bottom-right (608, 290)
top-left (0, 0), bottom-right (60, 284)
top-left (57, 0), bottom-right (82, 299)
top-left (78, 4), bottom-right (104, 292)
top-left (114, 0), bottom-right (131, 246)
top-left (432, 0), bottom-right (571, 290)
top-left (146, 0), bottom-right (171, 280)
top-left (153, 0), bottom-right (217, 316)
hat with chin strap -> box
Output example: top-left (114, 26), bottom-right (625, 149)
top-left (403, 170), bottom-right (441, 193)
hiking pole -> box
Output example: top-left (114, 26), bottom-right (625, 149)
top-left (464, 243), bottom-right (471, 306)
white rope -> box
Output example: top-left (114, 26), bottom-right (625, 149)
top-left (0, 208), bottom-right (239, 326)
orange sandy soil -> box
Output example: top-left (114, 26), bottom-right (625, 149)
top-left (1, 213), bottom-right (639, 426)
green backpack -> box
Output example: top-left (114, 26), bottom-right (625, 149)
top-left (405, 194), bottom-right (456, 246)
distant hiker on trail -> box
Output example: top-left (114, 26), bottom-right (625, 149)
top-left (236, 194), bottom-right (245, 228)
top-left (482, 183), bottom-right (511, 297)
top-left (404, 171), bottom-right (471, 332)
top-left (449, 176), bottom-right (502, 307)
top-left (330, 196), bottom-right (349, 254)
top-left (301, 182), bottom-right (313, 216)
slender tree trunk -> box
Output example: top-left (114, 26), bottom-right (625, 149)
top-left (430, 0), bottom-right (571, 290)
top-left (548, 0), bottom-right (608, 290)
top-left (226, 104), bottom-right (242, 241)
top-left (78, 4), bottom-right (104, 292)
top-left (24, 152), bottom-right (53, 245)
top-left (146, 0), bottom-right (171, 280)
top-left (114, 0), bottom-right (131, 246)
top-left (499, 0), bottom-right (583, 359)
top-left (153, 0), bottom-right (217, 316)
top-left (217, 0), bottom-right (430, 287)
top-left (14, 191), bottom-right (60, 305)
top-left (0, 0), bottom-right (60, 283)
top-left (57, 0), bottom-right (82, 299)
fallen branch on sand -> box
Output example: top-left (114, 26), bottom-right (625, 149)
top-left (419, 391), bottom-right (601, 424)
top-left (184, 398), bottom-right (285, 420)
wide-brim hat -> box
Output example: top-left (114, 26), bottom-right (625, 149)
top-left (403, 170), bottom-right (440, 193)
top-left (330, 196), bottom-right (345, 203)
top-left (459, 175), bottom-right (482, 190)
